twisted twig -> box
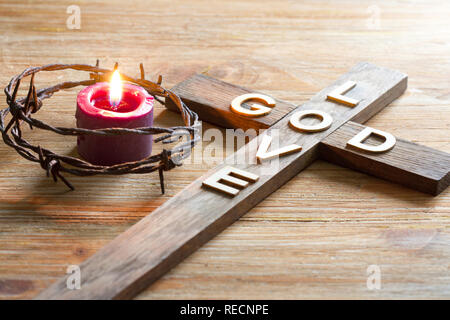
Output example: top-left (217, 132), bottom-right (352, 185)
top-left (0, 61), bottom-right (200, 193)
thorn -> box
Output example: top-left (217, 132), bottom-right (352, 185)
top-left (158, 167), bottom-right (165, 194)
top-left (58, 172), bottom-right (75, 191)
top-left (11, 78), bottom-right (21, 103)
top-left (24, 76), bottom-right (34, 114)
top-left (32, 83), bottom-right (39, 113)
top-left (140, 63), bottom-right (145, 80)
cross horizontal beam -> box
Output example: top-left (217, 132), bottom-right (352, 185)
top-left (320, 121), bottom-right (450, 195)
top-left (164, 73), bottom-right (296, 131)
top-left (167, 65), bottom-right (449, 195)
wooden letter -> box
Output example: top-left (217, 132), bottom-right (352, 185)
top-left (202, 166), bottom-right (259, 196)
top-left (230, 93), bottom-right (276, 117)
top-left (164, 74), bottom-right (296, 131)
top-left (327, 81), bottom-right (360, 107)
top-left (256, 134), bottom-right (302, 162)
top-left (320, 121), bottom-right (450, 195)
top-left (289, 109), bottom-right (333, 132)
top-left (347, 126), bottom-right (396, 153)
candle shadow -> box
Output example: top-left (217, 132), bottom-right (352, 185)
top-left (3, 143), bottom-right (169, 224)
top-left (28, 150), bottom-right (166, 199)
top-left (4, 179), bottom-right (168, 233)
top-left (0, 108), bottom-right (194, 232)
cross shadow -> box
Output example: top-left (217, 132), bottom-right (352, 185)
top-left (314, 160), bottom-right (440, 206)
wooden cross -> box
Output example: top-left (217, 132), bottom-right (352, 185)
top-left (37, 62), bottom-right (450, 299)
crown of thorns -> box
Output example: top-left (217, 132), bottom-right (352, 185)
top-left (0, 61), bottom-right (200, 193)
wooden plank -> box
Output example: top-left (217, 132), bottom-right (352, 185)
top-left (1, 0), bottom-right (450, 301)
top-left (164, 73), bottom-right (297, 131)
top-left (36, 62), bottom-right (407, 299)
top-left (319, 121), bottom-right (450, 195)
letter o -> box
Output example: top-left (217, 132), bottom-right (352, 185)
top-left (289, 109), bottom-right (333, 132)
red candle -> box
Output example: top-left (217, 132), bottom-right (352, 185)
top-left (76, 71), bottom-right (154, 166)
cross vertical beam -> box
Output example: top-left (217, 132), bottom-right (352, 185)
top-left (37, 62), bottom-right (409, 299)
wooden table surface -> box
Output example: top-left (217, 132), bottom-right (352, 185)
top-left (0, 0), bottom-right (449, 299)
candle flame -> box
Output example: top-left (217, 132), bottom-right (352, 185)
top-left (109, 70), bottom-right (122, 108)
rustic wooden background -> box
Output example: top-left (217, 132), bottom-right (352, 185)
top-left (0, 0), bottom-right (449, 299)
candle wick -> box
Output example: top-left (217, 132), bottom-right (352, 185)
top-left (110, 100), bottom-right (120, 110)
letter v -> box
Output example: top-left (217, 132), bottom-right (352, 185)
top-left (256, 134), bottom-right (302, 163)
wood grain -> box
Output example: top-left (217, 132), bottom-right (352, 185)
top-left (36, 62), bottom-right (407, 299)
top-left (320, 121), bottom-right (450, 196)
top-left (1, 0), bottom-right (450, 300)
top-left (165, 73), bottom-right (296, 131)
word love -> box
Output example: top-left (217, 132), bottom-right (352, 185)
top-left (203, 82), bottom-right (397, 196)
